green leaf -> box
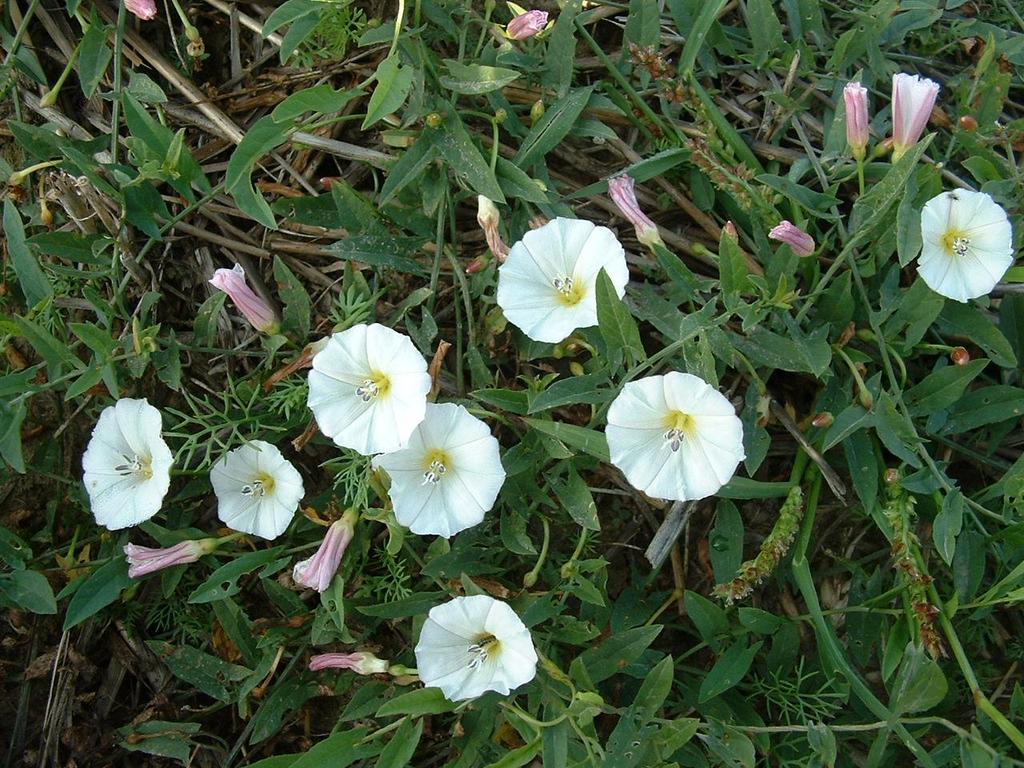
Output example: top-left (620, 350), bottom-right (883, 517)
top-left (685, 591), bottom-right (729, 647)
top-left (272, 85), bottom-right (358, 123)
top-left (290, 729), bottom-right (379, 768)
top-left (527, 374), bottom-right (612, 414)
top-left (325, 234), bottom-right (430, 275)
top-left (897, 171), bottom-right (923, 267)
top-left (188, 548), bottom-right (285, 604)
top-left (379, 132), bottom-right (439, 205)
top-left (495, 157), bottom-right (548, 204)
top-left (579, 625), bottom-right (662, 683)
top-left (363, 56), bottom-right (414, 129)
top-left (905, 360), bottom-right (988, 416)
top-left (933, 490), bottom-right (964, 566)
top-left (4, 199), bottom-right (53, 307)
top-left (440, 60), bottom-right (520, 94)
top-left (940, 386), bottom-right (1024, 434)
top-left (118, 720), bottom-right (202, 764)
top-left (542, 0), bottom-right (582, 96)
top-left (482, 739), bottom-right (542, 768)
top-left (597, 269), bottom-right (645, 366)
top-left (717, 228), bottom-right (750, 300)
top-left (552, 463), bottom-right (600, 531)
top-left (262, 0), bottom-right (318, 38)
top-left (225, 116), bottom-right (293, 229)
top-left (624, 0), bottom-right (660, 50)
top-left (148, 641), bottom-right (252, 702)
top-left (710, 501), bottom-right (744, 584)
top-left (0, 401), bottom-right (28, 473)
top-left (78, 18), bottom-right (112, 98)
top-left (634, 655), bottom-right (674, 718)
top-left (0, 569), bottom-right (57, 614)
top-left (375, 717), bottom-right (423, 768)
top-left (936, 302), bottom-right (1017, 369)
top-left (63, 556), bottom-right (131, 630)
top-left (356, 591), bottom-right (449, 618)
top-left (273, 256), bottom-right (310, 338)
top-left (435, 111), bottom-right (505, 202)
top-left (376, 687), bottom-right (459, 717)
top-left (717, 478), bottom-right (794, 499)
top-left (698, 640), bottom-right (762, 702)
top-left (745, 0), bottom-right (785, 66)
top-left (677, 0), bottom-right (727, 77)
top-left (523, 418), bottom-right (610, 462)
top-left (848, 136), bottom-right (933, 247)
top-left (731, 326), bottom-right (831, 376)
top-left (513, 86), bottom-right (593, 169)
top-left (889, 643), bottom-right (948, 715)
top-left (757, 174), bottom-right (838, 220)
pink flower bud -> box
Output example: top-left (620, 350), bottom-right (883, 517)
top-left (608, 174), bottom-right (663, 249)
top-left (124, 539), bottom-right (211, 578)
top-left (124, 0), bottom-right (157, 20)
top-left (768, 220), bottom-right (815, 257)
top-left (506, 10), bottom-right (548, 40)
top-left (209, 264), bottom-right (280, 334)
top-left (891, 73), bottom-right (939, 161)
top-left (476, 196), bottom-right (509, 262)
top-left (309, 651), bottom-right (390, 675)
top-left (292, 513), bottom-right (356, 593)
top-left (843, 82), bottom-right (869, 160)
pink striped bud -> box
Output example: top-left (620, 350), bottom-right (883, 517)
top-left (124, 539), bottom-right (213, 578)
top-left (309, 651), bottom-right (390, 675)
top-left (292, 512), bottom-right (356, 593)
top-left (768, 220), bottom-right (815, 257)
top-left (843, 82), bottom-right (869, 160)
top-left (124, 0), bottom-right (157, 20)
top-left (506, 10), bottom-right (548, 40)
top-left (891, 73), bottom-right (939, 161)
top-left (476, 196), bottom-right (510, 262)
top-left (608, 174), bottom-right (663, 249)
top-left (209, 264), bottom-right (280, 334)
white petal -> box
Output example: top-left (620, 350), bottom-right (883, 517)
top-left (606, 373), bottom-right (744, 502)
top-left (307, 324), bottom-right (430, 455)
top-left (376, 404), bottom-right (504, 538)
top-left (211, 441), bottom-right (304, 540)
top-left (81, 398), bottom-right (172, 530)
top-left (497, 217), bottom-right (628, 344)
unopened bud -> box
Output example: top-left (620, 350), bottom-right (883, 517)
top-left (494, 108), bottom-right (507, 124)
top-left (569, 361), bottom-right (585, 376)
top-left (951, 346), bottom-right (970, 365)
top-left (811, 412), bottom-right (833, 428)
top-left (425, 113), bottom-right (443, 128)
top-left (884, 468), bottom-right (900, 485)
top-left (959, 115), bottom-right (978, 132)
top-left (723, 221), bottom-right (738, 240)
top-left (530, 100), bottom-right (545, 126)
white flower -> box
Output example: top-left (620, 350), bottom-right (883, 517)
top-left (82, 398), bottom-right (173, 530)
top-left (497, 217), bottom-right (629, 344)
top-left (606, 372), bottom-right (745, 502)
top-left (372, 403), bottom-right (505, 538)
top-left (211, 440), bottom-right (304, 540)
top-left (415, 595), bottom-right (537, 701)
top-left (307, 324), bottom-right (431, 455)
top-left (917, 190), bottom-right (1014, 303)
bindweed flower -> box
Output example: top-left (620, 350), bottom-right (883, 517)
top-left (292, 511), bottom-right (357, 592)
top-left (497, 217), bottom-right (629, 343)
top-left (477, 195), bottom-right (509, 262)
top-left (307, 324), bottom-right (431, 455)
top-left (82, 398), bottom-right (174, 530)
top-left (768, 220), bottom-right (815, 257)
top-left (843, 82), bottom-right (869, 160)
top-left (124, 0), bottom-right (157, 20)
top-left (125, 539), bottom-right (214, 579)
top-left (608, 175), bottom-right (663, 249)
top-left (891, 73), bottom-right (940, 161)
top-left (211, 441), bottom-right (304, 540)
top-left (917, 190), bottom-right (1013, 302)
top-left (606, 372), bottom-right (745, 502)
top-left (373, 403), bottom-right (505, 538)
top-left (209, 264), bottom-right (280, 334)
top-left (415, 595), bottom-right (537, 701)
top-left (506, 10), bottom-right (548, 40)
top-left (309, 651), bottom-right (390, 675)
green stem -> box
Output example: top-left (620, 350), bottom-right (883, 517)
top-left (1, 0), bottom-right (43, 67)
top-left (389, 0), bottom-right (407, 59)
top-left (523, 517), bottom-right (550, 588)
top-left (110, 1), bottom-right (126, 163)
top-left (791, 470), bottom-right (937, 767)
top-left (39, 43), bottom-right (81, 107)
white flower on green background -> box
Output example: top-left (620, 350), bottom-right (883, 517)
top-left (917, 190), bottom-right (1014, 303)
top-left (415, 594), bottom-right (537, 701)
top-left (373, 403), bottom-right (505, 538)
top-left (82, 398), bottom-right (174, 530)
top-left (497, 217), bottom-right (629, 344)
top-left (605, 372), bottom-right (745, 502)
top-left (211, 440), bottom-right (304, 540)
top-left (307, 323), bottom-right (431, 455)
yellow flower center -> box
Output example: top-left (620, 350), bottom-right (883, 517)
top-left (941, 229), bottom-right (971, 258)
top-left (468, 633), bottom-right (501, 669)
top-left (422, 450), bottom-right (451, 485)
top-left (242, 471), bottom-right (275, 499)
top-left (663, 411), bottom-right (697, 452)
top-left (114, 453), bottom-right (153, 480)
top-left (553, 276), bottom-right (585, 307)
top-left (356, 371), bottom-right (392, 401)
